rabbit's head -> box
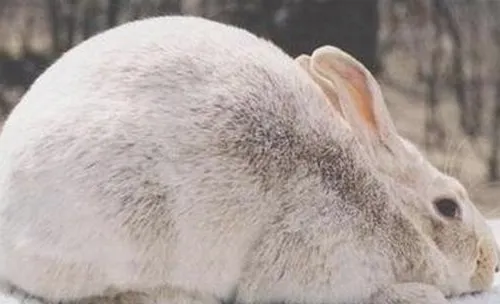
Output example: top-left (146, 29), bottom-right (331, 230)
top-left (296, 46), bottom-right (499, 295)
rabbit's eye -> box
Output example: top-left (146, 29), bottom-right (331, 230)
top-left (434, 198), bottom-right (460, 219)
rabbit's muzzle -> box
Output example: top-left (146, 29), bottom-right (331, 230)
top-left (470, 238), bottom-right (498, 292)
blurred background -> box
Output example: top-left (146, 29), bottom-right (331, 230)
top-left (0, 0), bottom-right (499, 216)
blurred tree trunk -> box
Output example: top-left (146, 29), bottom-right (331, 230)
top-left (228, 0), bottom-right (281, 36)
top-left (489, 0), bottom-right (500, 181)
top-left (45, 0), bottom-right (63, 54)
top-left (489, 79), bottom-right (500, 181)
top-left (434, 0), bottom-right (469, 135)
top-left (83, 1), bottom-right (101, 39)
top-left (275, 0), bottom-right (380, 74)
top-left (107, 0), bottom-right (122, 28)
top-left (45, 0), bottom-right (80, 54)
top-left (0, 93), bottom-right (10, 117)
top-left (468, 1), bottom-right (484, 136)
top-left (424, 2), bottom-right (445, 149)
top-left (64, 0), bottom-right (79, 50)
top-left (158, 0), bottom-right (182, 15)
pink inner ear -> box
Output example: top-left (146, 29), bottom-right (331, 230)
top-left (339, 62), bottom-right (379, 133)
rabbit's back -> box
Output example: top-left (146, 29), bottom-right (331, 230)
top-left (0, 16), bottom-right (353, 300)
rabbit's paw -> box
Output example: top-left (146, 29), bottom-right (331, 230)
top-left (369, 283), bottom-right (449, 304)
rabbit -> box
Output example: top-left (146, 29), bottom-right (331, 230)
top-left (289, 46), bottom-right (500, 297)
top-left (0, 15), bottom-right (497, 304)
top-left (289, 46), bottom-right (500, 300)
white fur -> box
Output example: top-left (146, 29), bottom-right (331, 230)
top-left (451, 217), bottom-right (500, 304)
top-left (0, 16), bottom-right (290, 301)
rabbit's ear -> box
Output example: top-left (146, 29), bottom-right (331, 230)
top-left (308, 45), bottom-right (400, 150)
top-left (295, 54), bottom-right (344, 116)
top-left (295, 54), bottom-right (310, 69)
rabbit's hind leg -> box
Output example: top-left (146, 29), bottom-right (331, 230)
top-left (0, 285), bottom-right (222, 304)
top-left (68, 289), bottom-right (222, 304)
top-left (369, 283), bottom-right (449, 304)
top-left (0, 283), bottom-right (46, 304)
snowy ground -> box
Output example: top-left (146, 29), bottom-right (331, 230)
top-left (453, 288), bottom-right (500, 304)
top-left (451, 284), bottom-right (500, 304)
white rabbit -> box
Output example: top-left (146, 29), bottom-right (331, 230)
top-left (0, 16), bottom-right (497, 304)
